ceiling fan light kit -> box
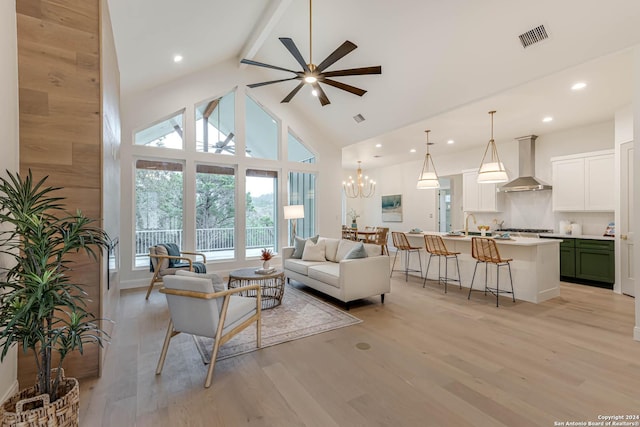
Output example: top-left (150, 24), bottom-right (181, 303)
top-left (241, 0), bottom-right (381, 106)
top-left (417, 130), bottom-right (440, 189)
top-left (477, 110), bottom-right (509, 184)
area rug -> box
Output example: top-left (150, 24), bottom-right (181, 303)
top-left (194, 284), bottom-right (362, 363)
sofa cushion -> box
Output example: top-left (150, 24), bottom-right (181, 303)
top-left (308, 263), bottom-right (340, 288)
top-left (363, 243), bottom-right (383, 257)
top-left (344, 242), bottom-right (368, 259)
top-left (285, 258), bottom-right (327, 276)
top-left (320, 237), bottom-right (340, 262)
top-left (302, 239), bottom-right (326, 261)
top-left (336, 239), bottom-right (360, 261)
top-left (292, 235), bottom-right (319, 259)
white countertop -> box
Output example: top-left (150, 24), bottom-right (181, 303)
top-left (539, 233), bottom-right (614, 241)
top-left (404, 232), bottom-right (561, 246)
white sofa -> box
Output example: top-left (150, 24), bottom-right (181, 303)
top-left (282, 237), bottom-right (391, 307)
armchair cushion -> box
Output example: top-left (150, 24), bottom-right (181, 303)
top-left (175, 270), bottom-right (226, 292)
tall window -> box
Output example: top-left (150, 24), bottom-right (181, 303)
top-left (135, 160), bottom-right (184, 267)
top-left (289, 172), bottom-right (316, 240)
top-left (195, 92), bottom-right (235, 154)
top-left (288, 131), bottom-right (315, 163)
top-left (245, 95), bottom-right (278, 160)
top-left (245, 169), bottom-right (277, 257)
top-left (134, 110), bottom-right (184, 149)
top-left (196, 164), bottom-right (236, 260)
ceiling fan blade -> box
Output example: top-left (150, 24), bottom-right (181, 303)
top-left (248, 77), bottom-right (301, 88)
top-left (279, 38), bottom-right (310, 72)
top-left (240, 58), bottom-right (299, 74)
top-left (316, 41), bottom-right (357, 73)
top-left (222, 132), bottom-right (234, 146)
top-left (322, 66), bottom-right (382, 78)
top-left (322, 78), bottom-right (367, 97)
top-left (281, 82), bottom-right (305, 103)
top-left (312, 82), bottom-right (330, 106)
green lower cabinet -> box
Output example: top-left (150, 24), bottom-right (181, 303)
top-left (575, 240), bottom-right (615, 284)
top-left (547, 237), bottom-right (614, 287)
top-left (559, 246), bottom-right (575, 278)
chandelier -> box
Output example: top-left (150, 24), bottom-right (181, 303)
top-left (477, 110), bottom-right (509, 184)
top-left (343, 161), bottom-right (375, 198)
top-left (417, 130), bottom-right (440, 189)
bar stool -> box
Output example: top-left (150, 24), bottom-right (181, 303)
top-left (467, 237), bottom-right (515, 307)
top-left (423, 234), bottom-right (461, 293)
top-left (391, 232), bottom-right (423, 281)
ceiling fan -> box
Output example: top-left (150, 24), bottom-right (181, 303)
top-left (241, 0), bottom-right (382, 106)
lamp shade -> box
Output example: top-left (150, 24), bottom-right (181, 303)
top-left (477, 162), bottom-right (508, 183)
top-left (416, 171), bottom-right (439, 189)
top-left (284, 205), bottom-right (305, 219)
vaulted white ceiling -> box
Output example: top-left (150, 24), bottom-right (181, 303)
top-left (107, 0), bottom-right (640, 167)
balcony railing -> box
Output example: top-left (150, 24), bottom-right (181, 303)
top-left (136, 227), bottom-right (276, 257)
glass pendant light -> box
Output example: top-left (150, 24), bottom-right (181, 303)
top-left (417, 130), bottom-right (440, 189)
top-left (477, 110), bottom-right (508, 184)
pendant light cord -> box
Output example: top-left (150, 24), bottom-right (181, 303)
top-left (309, 0), bottom-right (313, 66)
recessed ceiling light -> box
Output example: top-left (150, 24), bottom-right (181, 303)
top-left (375, 143), bottom-right (382, 148)
top-left (542, 116), bottom-right (553, 123)
top-left (410, 149), bottom-right (416, 153)
top-left (311, 89), bottom-right (318, 97)
top-left (447, 140), bottom-right (454, 144)
top-left (173, 55), bottom-right (183, 63)
top-left (571, 82), bottom-right (586, 91)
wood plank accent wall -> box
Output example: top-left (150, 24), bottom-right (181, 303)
top-left (16, 0), bottom-right (103, 385)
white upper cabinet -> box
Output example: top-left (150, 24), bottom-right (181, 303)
top-left (551, 150), bottom-right (614, 212)
top-left (462, 169), bottom-right (501, 212)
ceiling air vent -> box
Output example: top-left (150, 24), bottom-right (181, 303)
top-left (518, 25), bottom-right (548, 48)
top-left (353, 114), bottom-right (365, 123)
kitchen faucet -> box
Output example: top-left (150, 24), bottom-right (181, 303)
top-left (464, 213), bottom-right (477, 236)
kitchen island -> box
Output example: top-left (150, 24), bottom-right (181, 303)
top-left (403, 232), bottom-right (562, 303)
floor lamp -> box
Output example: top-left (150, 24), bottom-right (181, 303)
top-left (284, 205), bottom-right (305, 246)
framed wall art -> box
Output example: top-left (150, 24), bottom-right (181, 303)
top-left (381, 194), bottom-right (402, 222)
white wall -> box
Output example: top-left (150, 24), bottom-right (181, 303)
top-left (120, 59), bottom-right (342, 288)
top-left (346, 120), bottom-right (615, 237)
top-left (344, 160), bottom-right (438, 234)
top-left (0, 0), bottom-right (19, 402)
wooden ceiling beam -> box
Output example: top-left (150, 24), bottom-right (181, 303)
top-left (238, 0), bottom-right (293, 68)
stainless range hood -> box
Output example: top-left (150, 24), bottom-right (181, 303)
top-left (499, 135), bottom-right (552, 193)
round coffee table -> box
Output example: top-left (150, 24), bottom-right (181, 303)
top-left (228, 268), bottom-right (285, 310)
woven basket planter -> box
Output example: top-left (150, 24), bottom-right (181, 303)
top-left (0, 375), bottom-right (79, 427)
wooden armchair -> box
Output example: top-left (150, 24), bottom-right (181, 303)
top-left (147, 243), bottom-right (207, 300)
top-left (156, 275), bottom-right (261, 388)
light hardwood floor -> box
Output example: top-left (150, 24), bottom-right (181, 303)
top-left (79, 274), bottom-right (640, 426)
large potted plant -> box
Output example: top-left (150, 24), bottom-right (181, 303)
top-left (0, 171), bottom-right (109, 426)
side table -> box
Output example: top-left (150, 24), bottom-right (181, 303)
top-left (228, 268), bottom-right (285, 310)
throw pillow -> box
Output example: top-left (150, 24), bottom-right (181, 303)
top-left (292, 234), bottom-right (319, 259)
top-left (344, 242), bottom-right (368, 260)
top-left (302, 239), bottom-right (326, 262)
top-left (175, 269), bottom-right (226, 292)
top-left (336, 239), bottom-right (359, 261)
